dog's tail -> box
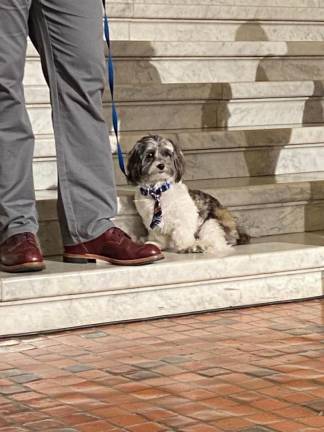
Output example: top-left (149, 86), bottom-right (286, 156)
top-left (237, 230), bottom-right (251, 245)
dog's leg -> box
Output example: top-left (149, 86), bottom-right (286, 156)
top-left (198, 219), bottom-right (233, 255)
top-left (169, 226), bottom-right (201, 253)
top-left (146, 230), bottom-right (169, 251)
top-left (215, 208), bottom-right (241, 246)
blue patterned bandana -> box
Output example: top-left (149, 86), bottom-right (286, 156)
top-left (139, 181), bottom-right (172, 229)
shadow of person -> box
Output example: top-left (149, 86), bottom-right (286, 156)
top-left (236, 21), bottom-right (293, 178)
top-left (107, 41), bottom-right (163, 240)
top-left (105, 40), bottom-right (163, 185)
top-left (302, 80), bottom-right (324, 125)
top-left (301, 81), bottom-right (324, 234)
top-left (112, 40), bottom-right (163, 85)
top-left (236, 23), bottom-right (324, 236)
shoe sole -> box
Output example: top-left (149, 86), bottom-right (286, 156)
top-left (63, 252), bottom-right (165, 266)
top-left (0, 261), bottom-right (46, 273)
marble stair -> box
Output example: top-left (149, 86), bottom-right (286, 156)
top-left (1, 0), bottom-right (324, 336)
top-left (26, 40), bottom-right (324, 84)
top-left (1, 232), bottom-right (324, 337)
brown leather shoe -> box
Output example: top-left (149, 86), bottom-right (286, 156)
top-left (63, 227), bottom-right (164, 266)
top-left (0, 232), bottom-right (46, 273)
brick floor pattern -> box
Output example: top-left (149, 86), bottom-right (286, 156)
top-left (0, 300), bottom-right (324, 431)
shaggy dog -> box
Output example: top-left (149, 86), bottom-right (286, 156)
top-left (127, 135), bottom-right (249, 254)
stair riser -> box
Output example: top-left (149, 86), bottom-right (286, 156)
top-left (37, 215), bottom-right (147, 257)
top-left (24, 58), bottom-right (324, 85)
top-left (19, 1), bottom-right (324, 22)
top-left (0, 270), bottom-right (321, 336)
top-left (34, 126), bottom-right (324, 155)
top-left (109, 21), bottom-right (324, 43)
top-left (116, 4), bottom-right (324, 21)
top-left (178, 146), bottom-right (324, 180)
top-left (37, 201), bottom-right (324, 257)
top-left (219, 99), bottom-right (324, 129)
top-left (32, 145), bottom-right (324, 191)
top-left (126, 0), bottom-right (324, 8)
top-left (27, 103), bottom-right (215, 134)
top-left (26, 100), bottom-right (324, 141)
top-left (64, 18), bottom-right (324, 43)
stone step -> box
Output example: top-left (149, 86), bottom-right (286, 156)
top-left (24, 82), bottom-right (324, 139)
top-left (25, 41), bottom-right (324, 84)
top-left (32, 139), bottom-right (324, 189)
top-left (31, 125), bottom-right (324, 189)
top-left (33, 125), bottom-right (324, 157)
top-left (109, 19), bottom-right (324, 43)
top-left (26, 80), bottom-right (324, 103)
top-left (17, 0), bottom-right (324, 22)
top-left (27, 19), bottom-right (324, 44)
top-left (27, 40), bottom-right (324, 59)
top-left (104, 1), bottom-right (324, 21)
top-left (1, 231), bottom-right (324, 336)
top-left (34, 172), bottom-right (324, 257)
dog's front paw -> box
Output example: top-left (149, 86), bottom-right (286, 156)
top-left (179, 244), bottom-right (204, 254)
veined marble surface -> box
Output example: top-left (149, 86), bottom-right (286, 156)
top-left (33, 125), bottom-right (324, 157)
top-left (31, 173), bottom-right (324, 256)
top-left (35, 201), bottom-right (324, 257)
top-left (31, 143), bottom-right (324, 190)
top-left (24, 81), bottom-right (324, 103)
top-left (1, 271), bottom-right (322, 337)
top-left (22, 2), bottom-right (324, 23)
top-left (1, 240), bottom-right (324, 301)
top-left (1, 234), bottom-right (324, 336)
top-left (126, 20), bottom-right (324, 43)
top-left (25, 98), bottom-right (324, 137)
top-left (132, 4), bottom-right (324, 21)
top-left (25, 58), bottom-right (324, 86)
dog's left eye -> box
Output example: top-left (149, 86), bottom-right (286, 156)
top-left (162, 151), bottom-right (172, 158)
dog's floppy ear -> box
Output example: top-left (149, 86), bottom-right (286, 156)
top-left (171, 139), bottom-right (185, 182)
top-left (127, 140), bottom-right (144, 185)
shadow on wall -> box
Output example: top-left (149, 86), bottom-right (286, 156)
top-left (304, 181), bottom-right (324, 233)
top-left (302, 80), bottom-right (324, 126)
top-left (236, 21), bottom-right (292, 178)
top-left (301, 82), bottom-right (324, 234)
top-left (108, 41), bottom-right (162, 185)
top-left (234, 23), bottom-right (324, 234)
top-left (113, 41), bottom-right (162, 85)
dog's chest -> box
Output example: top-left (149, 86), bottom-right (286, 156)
top-left (134, 184), bottom-right (198, 229)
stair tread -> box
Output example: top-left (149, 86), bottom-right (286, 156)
top-left (2, 231), bottom-right (324, 303)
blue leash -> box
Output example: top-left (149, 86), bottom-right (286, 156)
top-left (102, 0), bottom-right (127, 177)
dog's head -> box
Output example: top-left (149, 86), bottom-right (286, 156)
top-left (127, 135), bottom-right (185, 186)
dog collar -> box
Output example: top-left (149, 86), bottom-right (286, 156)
top-left (139, 181), bottom-right (172, 229)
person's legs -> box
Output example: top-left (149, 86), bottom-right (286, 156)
top-left (28, 0), bottom-right (117, 246)
top-left (0, 0), bottom-right (39, 244)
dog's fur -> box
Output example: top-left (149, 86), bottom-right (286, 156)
top-left (127, 135), bottom-right (249, 254)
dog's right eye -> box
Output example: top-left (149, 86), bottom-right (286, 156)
top-left (146, 152), bottom-right (154, 159)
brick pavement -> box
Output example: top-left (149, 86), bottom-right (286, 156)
top-left (0, 300), bottom-right (324, 431)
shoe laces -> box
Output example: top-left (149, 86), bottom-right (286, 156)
top-left (109, 227), bottom-right (131, 241)
top-left (12, 232), bottom-right (37, 247)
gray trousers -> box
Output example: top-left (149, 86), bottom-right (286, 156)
top-left (0, 0), bottom-right (117, 246)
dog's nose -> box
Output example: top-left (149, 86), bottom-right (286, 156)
top-left (157, 163), bottom-right (165, 171)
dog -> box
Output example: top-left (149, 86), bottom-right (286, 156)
top-left (127, 135), bottom-right (249, 254)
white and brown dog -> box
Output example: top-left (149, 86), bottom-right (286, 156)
top-left (127, 135), bottom-right (249, 255)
